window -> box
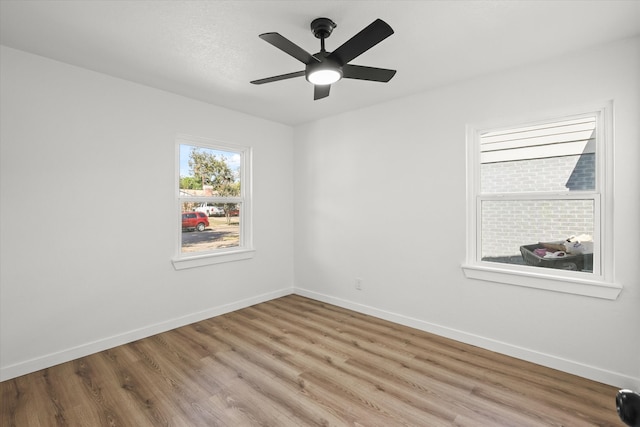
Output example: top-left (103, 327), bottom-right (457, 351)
top-left (172, 135), bottom-right (253, 270)
top-left (463, 103), bottom-right (620, 299)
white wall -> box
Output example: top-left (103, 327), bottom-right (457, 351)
top-left (293, 37), bottom-right (640, 389)
top-left (0, 46), bottom-right (295, 380)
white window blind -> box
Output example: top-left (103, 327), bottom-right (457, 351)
top-left (480, 117), bottom-right (596, 164)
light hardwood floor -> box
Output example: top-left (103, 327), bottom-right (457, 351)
top-left (1, 295), bottom-right (621, 426)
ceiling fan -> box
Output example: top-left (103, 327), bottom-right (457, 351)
top-left (250, 17), bottom-right (396, 100)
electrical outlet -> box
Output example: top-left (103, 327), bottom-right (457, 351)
top-left (355, 278), bottom-right (363, 290)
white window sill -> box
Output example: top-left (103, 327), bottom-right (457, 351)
top-left (462, 263), bottom-right (622, 300)
top-left (172, 248), bottom-right (255, 270)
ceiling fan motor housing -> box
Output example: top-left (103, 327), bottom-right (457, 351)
top-left (305, 54), bottom-right (343, 85)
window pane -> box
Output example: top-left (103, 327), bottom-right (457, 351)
top-left (179, 144), bottom-right (241, 197)
top-left (181, 203), bottom-right (240, 253)
top-left (481, 199), bottom-right (594, 272)
top-left (480, 117), bottom-right (596, 194)
top-left (481, 154), bottom-right (595, 194)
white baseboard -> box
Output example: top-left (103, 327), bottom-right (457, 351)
top-left (4, 286), bottom-right (638, 391)
top-left (294, 288), bottom-right (640, 390)
top-left (0, 287), bottom-right (294, 381)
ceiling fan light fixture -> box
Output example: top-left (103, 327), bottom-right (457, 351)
top-left (307, 68), bottom-right (342, 85)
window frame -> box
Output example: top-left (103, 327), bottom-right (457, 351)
top-left (172, 134), bottom-right (254, 270)
top-left (462, 102), bottom-right (621, 299)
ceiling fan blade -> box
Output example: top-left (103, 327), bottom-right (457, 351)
top-left (250, 70), bottom-right (305, 85)
top-left (328, 19), bottom-right (394, 65)
top-left (342, 64), bottom-right (396, 82)
top-left (259, 33), bottom-right (320, 65)
top-left (314, 84), bottom-right (331, 100)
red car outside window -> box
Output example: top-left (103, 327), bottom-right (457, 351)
top-left (182, 212), bottom-right (209, 232)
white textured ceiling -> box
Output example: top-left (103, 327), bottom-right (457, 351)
top-left (1, 1), bottom-right (639, 126)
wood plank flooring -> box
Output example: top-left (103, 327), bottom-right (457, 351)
top-left (1, 295), bottom-right (621, 426)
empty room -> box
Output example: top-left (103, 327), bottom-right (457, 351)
top-left (1, 1), bottom-right (639, 425)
